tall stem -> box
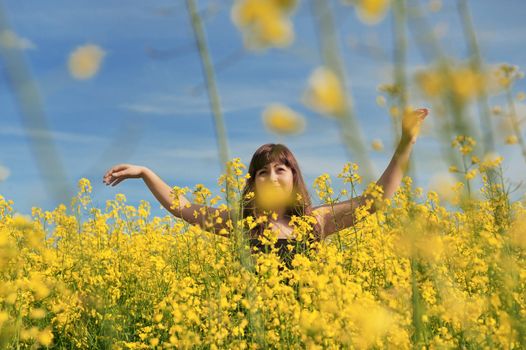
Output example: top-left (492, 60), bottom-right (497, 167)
top-left (310, 0), bottom-right (376, 184)
top-left (457, 0), bottom-right (496, 155)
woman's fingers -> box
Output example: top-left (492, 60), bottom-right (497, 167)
top-left (103, 164), bottom-right (129, 183)
top-left (104, 169), bottom-right (123, 185)
top-left (103, 164), bottom-right (142, 186)
top-left (110, 177), bottom-right (125, 187)
top-left (415, 108), bottom-right (429, 117)
top-left (107, 174), bottom-right (125, 186)
top-left (401, 108), bottom-right (430, 144)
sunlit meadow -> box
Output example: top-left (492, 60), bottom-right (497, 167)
top-left (1, 0), bottom-right (526, 349)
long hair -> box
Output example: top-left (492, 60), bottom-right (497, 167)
top-left (240, 143), bottom-right (322, 242)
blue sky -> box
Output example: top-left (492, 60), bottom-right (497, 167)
top-left (1, 0), bottom-right (525, 220)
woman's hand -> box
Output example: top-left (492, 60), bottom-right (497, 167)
top-left (103, 164), bottom-right (145, 187)
top-left (401, 108), bottom-right (429, 144)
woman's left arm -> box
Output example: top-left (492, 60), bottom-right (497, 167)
top-left (313, 108), bottom-right (429, 239)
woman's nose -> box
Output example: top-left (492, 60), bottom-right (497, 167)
top-left (269, 170), bottom-right (279, 182)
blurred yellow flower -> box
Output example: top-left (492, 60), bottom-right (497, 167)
top-left (37, 328), bottom-right (53, 347)
top-left (231, 0), bottom-right (295, 50)
top-left (344, 0), bottom-right (391, 25)
top-left (29, 308), bottom-right (46, 319)
top-left (428, 172), bottom-right (457, 203)
top-left (505, 135), bottom-right (518, 145)
top-left (302, 66), bottom-right (346, 117)
top-left (376, 95), bottom-right (386, 107)
top-left (255, 181), bottom-right (294, 211)
top-left (68, 44), bottom-right (105, 79)
top-left (416, 69), bottom-right (442, 98)
top-left (349, 300), bottom-right (394, 348)
top-left (416, 64), bottom-right (488, 102)
top-left (262, 103), bottom-right (306, 135)
top-left (371, 138), bottom-right (384, 151)
top-left (450, 67), bottom-right (485, 102)
top-left (509, 211), bottom-right (526, 248)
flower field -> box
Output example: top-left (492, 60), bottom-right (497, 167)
top-left (1, 152), bottom-right (525, 348)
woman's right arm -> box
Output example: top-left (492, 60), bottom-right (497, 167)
top-left (103, 164), bottom-right (233, 237)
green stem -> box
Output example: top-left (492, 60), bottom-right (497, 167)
top-left (505, 88), bottom-right (526, 163)
top-left (457, 0), bottom-right (496, 155)
top-left (309, 0), bottom-right (376, 184)
top-left (185, 0), bottom-right (234, 209)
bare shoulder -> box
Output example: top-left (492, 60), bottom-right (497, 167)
top-left (311, 205), bottom-right (331, 220)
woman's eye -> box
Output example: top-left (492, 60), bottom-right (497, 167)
top-left (259, 167), bottom-right (285, 175)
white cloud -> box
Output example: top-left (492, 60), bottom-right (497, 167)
top-left (477, 28), bottom-right (526, 46)
top-left (119, 79), bottom-right (309, 116)
top-left (0, 30), bottom-right (36, 50)
top-left (0, 125), bottom-right (106, 144)
top-left (151, 146), bottom-right (219, 161)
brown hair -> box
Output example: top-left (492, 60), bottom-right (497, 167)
top-left (240, 143), bottom-right (322, 242)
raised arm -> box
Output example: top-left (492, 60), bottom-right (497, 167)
top-left (313, 108), bottom-right (429, 239)
top-left (103, 164), bottom-right (234, 237)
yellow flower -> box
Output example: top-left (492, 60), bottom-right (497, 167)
top-left (348, 0), bottom-right (391, 25)
top-left (491, 105), bottom-right (502, 115)
top-left (416, 64), bottom-right (487, 102)
top-left (450, 67), bottom-right (485, 102)
top-left (376, 95), bottom-right (386, 107)
top-left (30, 308), bottom-right (47, 319)
top-left (68, 44), bottom-right (105, 79)
top-left (262, 103), bottom-right (306, 135)
top-left (255, 181), bottom-right (294, 210)
top-left (451, 135), bottom-right (476, 155)
top-left (37, 328), bottom-right (53, 347)
top-left (493, 63), bottom-right (524, 89)
top-left (415, 69), bottom-right (443, 98)
top-left (371, 139), bottom-right (384, 151)
top-left (428, 172), bottom-right (457, 203)
top-left (465, 169), bottom-right (477, 180)
top-left (509, 211), bottom-right (526, 248)
top-left (231, 0), bottom-right (295, 50)
top-left (505, 135), bottom-right (518, 145)
top-left (479, 152), bottom-right (503, 172)
top-left (302, 66), bottom-right (346, 116)
top-left (270, 0), bottom-right (298, 13)
top-left (348, 300), bottom-right (394, 349)
top-left (389, 105), bottom-right (400, 118)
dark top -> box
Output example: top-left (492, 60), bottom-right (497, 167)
top-left (248, 237), bottom-right (317, 270)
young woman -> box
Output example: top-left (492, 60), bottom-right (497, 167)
top-left (102, 108), bottom-right (429, 270)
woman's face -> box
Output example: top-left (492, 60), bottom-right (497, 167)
top-left (254, 161), bottom-right (294, 210)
